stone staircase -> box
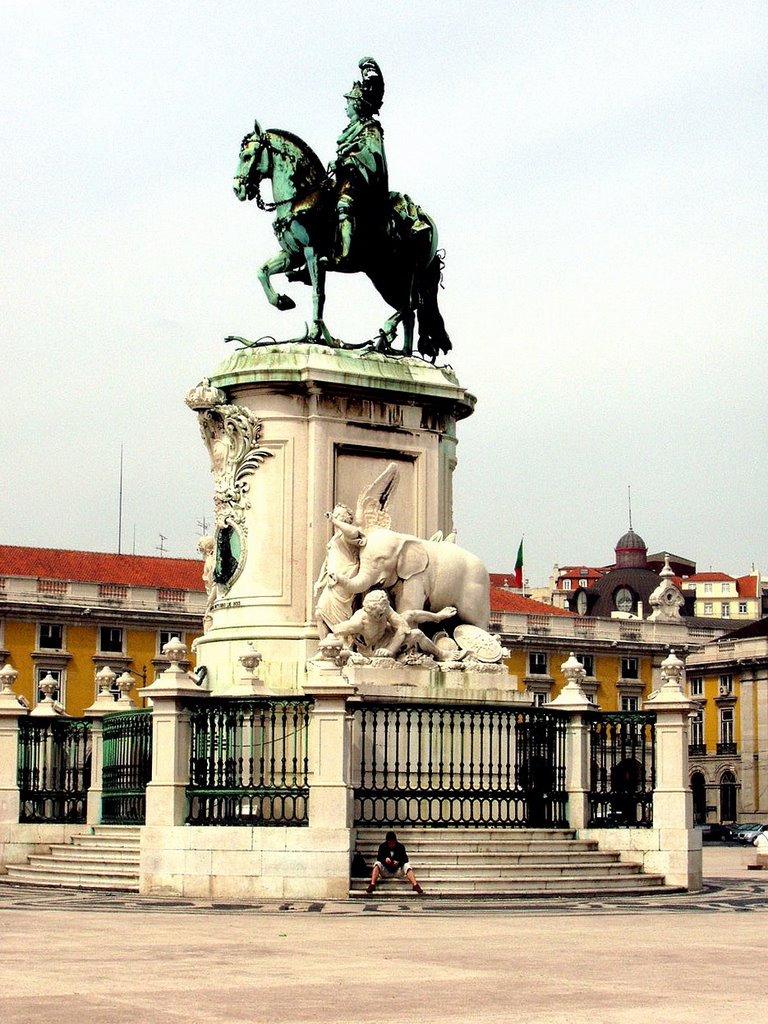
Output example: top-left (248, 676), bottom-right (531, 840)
top-left (2, 825), bottom-right (141, 892)
top-left (350, 827), bottom-right (671, 897)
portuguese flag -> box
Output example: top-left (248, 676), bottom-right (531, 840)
top-left (513, 538), bottom-right (524, 589)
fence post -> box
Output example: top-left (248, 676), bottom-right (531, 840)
top-left (645, 649), bottom-right (701, 888)
top-left (138, 638), bottom-right (207, 827)
top-left (304, 662), bottom-right (357, 830)
top-left (0, 664), bottom-right (27, 825)
top-left (548, 653), bottom-right (596, 829)
top-left (83, 666), bottom-right (120, 825)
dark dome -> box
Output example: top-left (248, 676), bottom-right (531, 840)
top-left (615, 528), bottom-right (647, 569)
top-left (616, 528), bottom-right (646, 551)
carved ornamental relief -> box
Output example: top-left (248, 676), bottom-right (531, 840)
top-left (186, 379), bottom-right (273, 592)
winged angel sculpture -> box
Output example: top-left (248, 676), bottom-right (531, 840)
top-left (230, 58), bottom-right (451, 361)
top-left (313, 463), bottom-right (490, 641)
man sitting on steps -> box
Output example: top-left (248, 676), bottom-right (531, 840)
top-left (367, 830), bottom-right (424, 895)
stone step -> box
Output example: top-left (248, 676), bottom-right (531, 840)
top-left (355, 851), bottom-right (620, 866)
top-left (350, 873), bottom-right (668, 896)
top-left (374, 863), bottom-right (646, 880)
top-left (48, 847), bottom-right (140, 865)
top-left (24, 857), bottom-right (139, 879)
top-left (2, 865), bottom-right (138, 892)
top-left (356, 841), bottom-right (601, 856)
top-left (67, 835), bottom-right (141, 851)
top-left (91, 825), bottom-right (142, 836)
top-left (355, 828), bottom-right (578, 841)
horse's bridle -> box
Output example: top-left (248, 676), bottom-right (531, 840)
top-left (237, 131), bottom-right (331, 213)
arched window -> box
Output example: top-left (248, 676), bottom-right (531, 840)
top-left (690, 771), bottom-right (707, 825)
top-left (720, 770), bottom-right (737, 822)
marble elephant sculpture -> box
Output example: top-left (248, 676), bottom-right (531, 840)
top-left (332, 528), bottom-right (490, 629)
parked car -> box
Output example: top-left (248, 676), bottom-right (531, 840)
top-left (732, 823), bottom-right (761, 843)
top-left (740, 823), bottom-right (768, 845)
top-left (701, 823), bottom-right (735, 843)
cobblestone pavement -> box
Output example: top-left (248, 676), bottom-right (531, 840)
top-left (1, 850), bottom-right (765, 1024)
top-left (0, 873), bottom-right (766, 916)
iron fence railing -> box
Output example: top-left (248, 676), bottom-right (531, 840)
top-left (586, 711), bottom-right (656, 827)
top-left (101, 710), bottom-right (153, 824)
top-left (352, 701), bottom-right (569, 828)
top-left (17, 717), bottom-right (92, 823)
top-left (186, 697), bottom-right (312, 826)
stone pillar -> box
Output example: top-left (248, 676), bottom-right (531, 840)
top-left (304, 662), bottom-right (358, 831)
top-left (138, 639), bottom-right (207, 827)
top-left (83, 666), bottom-right (120, 825)
top-left (645, 649), bottom-right (702, 889)
top-left (0, 664), bottom-right (27, 825)
top-left (548, 653), bottom-right (596, 830)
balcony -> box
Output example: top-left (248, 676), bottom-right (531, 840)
top-left (716, 742), bottom-right (737, 756)
top-left (688, 744), bottom-right (707, 756)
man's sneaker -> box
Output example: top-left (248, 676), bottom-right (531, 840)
top-left (366, 883), bottom-right (376, 894)
top-left (412, 884), bottom-right (424, 895)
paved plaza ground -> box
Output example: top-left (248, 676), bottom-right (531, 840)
top-left (0, 846), bottom-right (765, 1024)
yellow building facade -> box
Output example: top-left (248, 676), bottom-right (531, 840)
top-left (0, 547), bottom-right (206, 716)
top-left (685, 620), bottom-right (768, 825)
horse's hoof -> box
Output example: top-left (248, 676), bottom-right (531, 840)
top-left (276, 294), bottom-right (296, 311)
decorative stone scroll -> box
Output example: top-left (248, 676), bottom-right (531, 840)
top-left (186, 379), bottom-right (273, 592)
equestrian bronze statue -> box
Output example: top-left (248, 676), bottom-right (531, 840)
top-left (231, 58), bottom-right (450, 362)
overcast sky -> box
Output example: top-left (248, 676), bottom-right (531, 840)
top-left (2, 1), bottom-right (766, 586)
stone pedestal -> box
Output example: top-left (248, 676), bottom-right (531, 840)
top-left (0, 705), bottom-right (26, 826)
top-left (189, 345), bottom-right (475, 694)
top-left (139, 662), bottom-right (206, 828)
top-left (304, 666), bottom-right (358, 831)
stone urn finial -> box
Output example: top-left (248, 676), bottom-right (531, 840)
top-left (660, 648), bottom-right (685, 691)
top-left (163, 636), bottom-right (187, 665)
top-left (0, 662), bottom-right (19, 696)
top-left (95, 665), bottom-right (117, 698)
top-left (561, 652), bottom-right (587, 687)
top-left (548, 652), bottom-right (595, 709)
top-left (0, 662), bottom-right (25, 710)
top-left (115, 671), bottom-right (138, 709)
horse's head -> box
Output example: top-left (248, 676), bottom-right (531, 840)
top-left (233, 121), bottom-right (270, 202)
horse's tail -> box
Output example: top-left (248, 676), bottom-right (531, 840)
top-left (415, 240), bottom-right (451, 362)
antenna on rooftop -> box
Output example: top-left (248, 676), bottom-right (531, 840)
top-left (627, 485), bottom-right (633, 530)
top-left (118, 444), bottom-right (124, 554)
top-left (197, 516), bottom-right (211, 536)
top-left (157, 533), bottom-right (168, 557)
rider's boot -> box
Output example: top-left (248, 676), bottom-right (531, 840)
top-left (335, 215), bottom-right (354, 269)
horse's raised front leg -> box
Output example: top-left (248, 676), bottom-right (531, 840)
top-left (257, 249), bottom-right (297, 311)
top-left (304, 247), bottom-right (337, 346)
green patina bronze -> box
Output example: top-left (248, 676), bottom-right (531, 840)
top-left (230, 58), bottom-right (450, 362)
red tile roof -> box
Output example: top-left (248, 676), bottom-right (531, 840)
top-left (737, 575), bottom-right (759, 599)
top-left (0, 546), bottom-right (205, 591)
top-left (685, 572), bottom-right (735, 583)
top-left (490, 588), bottom-right (574, 616)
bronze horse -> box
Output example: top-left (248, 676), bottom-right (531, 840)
top-left (232, 123), bottom-right (450, 361)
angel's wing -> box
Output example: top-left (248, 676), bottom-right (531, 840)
top-left (354, 462), bottom-right (400, 532)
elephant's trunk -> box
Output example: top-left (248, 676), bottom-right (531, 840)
top-left (335, 568), bottom-right (383, 594)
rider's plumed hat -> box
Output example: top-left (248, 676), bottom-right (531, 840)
top-left (344, 57), bottom-right (384, 115)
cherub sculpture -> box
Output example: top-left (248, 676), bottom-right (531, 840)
top-left (313, 462), bottom-right (400, 635)
top-left (333, 589), bottom-right (458, 662)
top-left (197, 535), bottom-right (217, 632)
top-left (314, 504), bottom-right (365, 638)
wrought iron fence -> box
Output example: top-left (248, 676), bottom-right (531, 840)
top-left (101, 710), bottom-right (153, 824)
top-left (17, 717), bottom-right (92, 823)
top-left (587, 711), bottom-right (656, 827)
top-left (186, 697), bottom-right (312, 826)
top-left (352, 701), bottom-right (569, 828)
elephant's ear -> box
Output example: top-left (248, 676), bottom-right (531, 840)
top-left (398, 539), bottom-right (429, 580)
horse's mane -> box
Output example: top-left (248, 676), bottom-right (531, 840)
top-left (266, 129), bottom-right (326, 185)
